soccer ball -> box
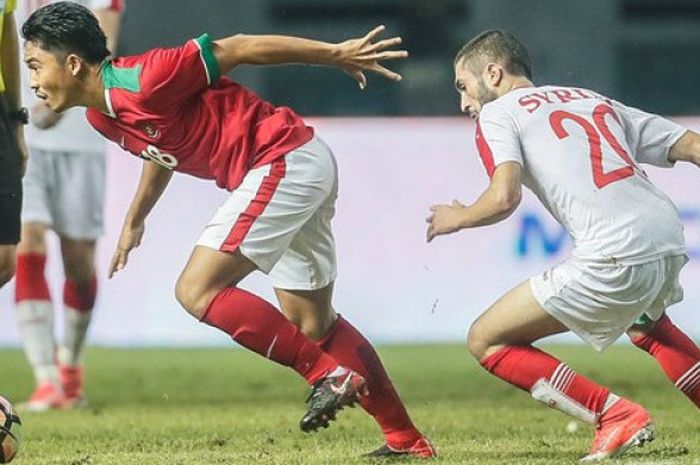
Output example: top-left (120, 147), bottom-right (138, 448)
top-left (0, 396), bottom-right (21, 463)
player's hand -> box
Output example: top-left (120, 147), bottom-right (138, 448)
top-left (334, 25), bottom-right (408, 89)
top-left (426, 200), bottom-right (468, 242)
top-left (30, 101), bottom-right (62, 130)
top-left (108, 222), bottom-right (145, 278)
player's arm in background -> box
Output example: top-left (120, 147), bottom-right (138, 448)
top-left (669, 132), bottom-right (700, 168)
top-left (108, 161), bottom-right (173, 278)
top-left (1, 7), bottom-right (29, 174)
top-left (212, 25), bottom-right (407, 89)
top-left (426, 105), bottom-right (522, 242)
top-left (612, 100), bottom-right (700, 169)
top-left (31, 0), bottom-right (124, 129)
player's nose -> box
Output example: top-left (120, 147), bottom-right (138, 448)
top-left (460, 94), bottom-right (470, 114)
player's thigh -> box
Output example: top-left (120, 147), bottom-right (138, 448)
top-left (17, 222), bottom-right (49, 255)
top-left (468, 280), bottom-right (569, 360)
top-left (626, 254), bottom-right (688, 340)
top-left (20, 148), bottom-right (52, 232)
top-left (274, 282), bottom-right (336, 341)
top-left (59, 236), bottom-right (97, 282)
top-left (269, 137), bottom-right (338, 293)
top-left (176, 246), bottom-right (258, 318)
top-left (51, 151), bottom-right (106, 240)
top-left (0, 245), bottom-right (17, 288)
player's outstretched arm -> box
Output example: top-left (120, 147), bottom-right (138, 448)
top-left (669, 131), bottom-right (700, 168)
top-left (108, 161), bottom-right (174, 278)
top-left (212, 25), bottom-right (407, 89)
top-left (426, 162), bottom-right (522, 242)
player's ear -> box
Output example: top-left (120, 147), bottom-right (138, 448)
top-left (484, 62), bottom-right (503, 87)
top-left (66, 53), bottom-right (83, 76)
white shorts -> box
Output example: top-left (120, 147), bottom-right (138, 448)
top-left (530, 254), bottom-right (688, 352)
top-left (22, 148), bottom-right (106, 240)
top-left (196, 136), bottom-right (338, 290)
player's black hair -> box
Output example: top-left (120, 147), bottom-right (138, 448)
top-left (454, 30), bottom-right (532, 80)
top-left (22, 1), bottom-right (110, 64)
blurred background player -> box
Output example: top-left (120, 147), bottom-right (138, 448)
top-left (426, 30), bottom-right (700, 461)
top-left (15, 0), bottom-right (123, 411)
top-left (0, 0), bottom-right (28, 289)
top-left (21, 2), bottom-right (435, 457)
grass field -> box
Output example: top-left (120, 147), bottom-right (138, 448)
top-left (1, 344), bottom-right (698, 465)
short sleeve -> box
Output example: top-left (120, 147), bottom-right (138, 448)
top-left (475, 103), bottom-right (524, 178)
top-left (611, 100), bottom-right (687, 168)
top-left (140, 34), bottom-right (221, 105)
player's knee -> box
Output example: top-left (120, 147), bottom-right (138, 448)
top-left (61, 241), bottom-right (96, 282)
top-left (18, 224), bottom-right (46, 254)
top-left (297, 317), bottom-right (333, 342)
top-left (174, 277), bottom-right (211, 318)
top-left (466, 321), bottom-right (491, 361)
top-left (626, 319), bottom-right (658, 342)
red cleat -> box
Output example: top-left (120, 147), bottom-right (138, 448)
top-left (19, 382), bottom-right (69, 412)
top-left (60, 364), bottom-right (87, 408)
top-left (364, 437), bottom-right (438, 459)
top-left (581, 398), bottom-right (655, 461)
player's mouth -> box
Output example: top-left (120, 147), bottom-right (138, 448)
top-left (35, 91), bottom-right (48, 100)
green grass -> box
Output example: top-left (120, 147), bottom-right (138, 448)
top-left (1, 345), bottom-right (698, 464)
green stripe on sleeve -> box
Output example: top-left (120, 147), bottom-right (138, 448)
top-left (101, 61), bottom-right (141, 92)
top-left (195, 33), bottom-right (221, 84)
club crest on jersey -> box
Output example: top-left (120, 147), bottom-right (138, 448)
top-left (140, 145), bottom-right (178, 169)
top-left (141, 122), bottom-right (161, 139)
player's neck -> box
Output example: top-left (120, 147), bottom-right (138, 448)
top-left (501, 77), bottom-right (534, 96)
top-left (80, 65), bottom-right (110, 113)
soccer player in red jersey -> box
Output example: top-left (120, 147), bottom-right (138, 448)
top-left (21, 1), bottom-right (435, 457)
top-left (427, 30), bottom-right (700, 460)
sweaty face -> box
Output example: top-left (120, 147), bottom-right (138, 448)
top-left (454, 61), bottom-right (498, 119)
top-left (24, 41), bottom-right (79, 112)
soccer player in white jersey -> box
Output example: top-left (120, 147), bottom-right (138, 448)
top-left (15, 0), bottom-right (123, 411)
top-left (426, 30), bottom-right (700, 461)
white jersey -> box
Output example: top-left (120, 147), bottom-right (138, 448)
top-left (19, 0), bottom-right (120, 152)
top-left (477, 85), bottom-right (687, 265)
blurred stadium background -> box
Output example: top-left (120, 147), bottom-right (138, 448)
top-left (1, 0), bottom-right (698, 346)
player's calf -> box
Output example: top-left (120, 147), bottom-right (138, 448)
top-left (629, 315), bottom-right (700, 408)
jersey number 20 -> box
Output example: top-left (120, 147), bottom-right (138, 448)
top-left (549, 103), bottom-right (636, 189)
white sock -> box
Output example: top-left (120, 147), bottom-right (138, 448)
top-left (59, 307), bottom-right (93, 366)
top-left (16, 300), bottom-right (59, 386)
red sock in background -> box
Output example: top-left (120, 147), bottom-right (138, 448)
top-left (317, 316), bottom-right (422, 448)
top-left (15, 253), bottom-right (50, 302)
top-left (201, 287), bottom-right (338, 384)
top-left (64, 277), bottom-right (97, 312)
top-left (631, 315), bottom-right (700, 408)
top-left (61, 277), bottom-right (98, 367)
top-left (481, 345), bottom-right (612, 424)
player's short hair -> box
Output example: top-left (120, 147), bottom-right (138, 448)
top-left (22, 1), bottom-right (110, 65)
top-left (454, 30), bottom-right (532, 80)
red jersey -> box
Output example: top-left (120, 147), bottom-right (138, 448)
top-left (86, 34), bottom-right (314, 191)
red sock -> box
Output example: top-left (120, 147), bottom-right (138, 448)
top-left (481, 346), bottom-right (611, 424)
top-left (201, 287), bottom-right (338, 384)
top-left (15, 253), bottom-right (51, 303)
top-left (64, 277), bottom-right (97, 312)
top-left (631, 315), bottom-right (700, 407)
top-left (317, 316), bottom-right (422, 448)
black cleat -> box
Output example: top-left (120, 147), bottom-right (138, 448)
top-left (299, 368), bottom-right (367, 433)
top-left (364, 438), bottom-right (437, 459)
